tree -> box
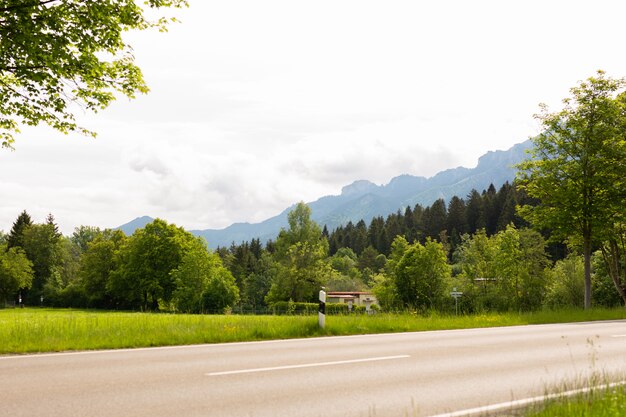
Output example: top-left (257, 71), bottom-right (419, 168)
top-left (492, 226), bottom-right (548, 311)
top-left (422, 199), bottom-right (447, 240)
top-left (518, 71), bottom-right (626, 309)
top-left (20, 221), bottom-right (62, 303)
top-left (171, 237), bottom-right (239, 314)
top-left (465, 189), bottom-right (485, 235)
top-left (457, 226), bottom-right (548, 311)
top-left (42, 235), bottom-right (83, 307)
top-left (79, 229), bottom-right (126, 308)
top-left (0, 0), bottom-right (188, 148)
top-left (544, 254), bottom-right (585, 309)
top-left (266, 202), bottom-right (330, 303)
top-left (110, 218), bottom-right (194, 310)
top-left (393, 238), bottom-right (451, 310)
top-left (242, 252), bottom-right (276, 311)
top-left (71, 226), bottom-right (102, 254)
top-left (0, 244), bottom-right (33, 305)
top-left (6, 210), bottom-right (32, 249)
top-left (598, 223), bottom-right (626, 305)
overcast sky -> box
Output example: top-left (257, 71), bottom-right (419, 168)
top-left (2, 0), bottom-right (626, 235)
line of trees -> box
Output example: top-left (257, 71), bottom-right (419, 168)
top-left (0, 215), bottom-right (239, 312)
top-left (325, 181), bottom-right (535, 259)
top-left (0, 193), bottom-right (622, 313)
top-left (1, 71), bottom-right (624, 314)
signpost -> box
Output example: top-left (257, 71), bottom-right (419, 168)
top-left (450, 287), bottom-right (463, 316)
top-left (318, 288), bottom-right (326, 329)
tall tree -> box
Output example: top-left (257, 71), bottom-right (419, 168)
top-left (482, 184), bottom-right (499, 235)
top-left (447, 196), bottom-right (467, 251)
top-left (7, 210), bottom-right (32, 249)
top-left (171, 237), bottom-right (239, 313)
top-left (79, 229), bottom-right (126, 308)
top-left (466, 189), bottom-right (485, 235)
top-left (0, 244), bottom-right (33, 305)
top-left (422, 199), bottom-right (447, 240)
top-left (518, 71), bottom-right (626, 308)
top-left (20, 221), bottom-right (62, 303)
top-left (71, 226), bottom-right (102, 254)
top-left (266, 202), bottom-right (330, 303)
top-left (393, 238), bottom-right (451, 310)
top-left (0, 0), bottom-right (188, 148)
top-left (110, 218), bottom-right (195, 310)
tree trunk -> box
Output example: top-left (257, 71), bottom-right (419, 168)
top-left (583, 236), bottom-right (592, 309)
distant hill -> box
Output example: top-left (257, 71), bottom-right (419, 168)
top-left (115, 215), bottom-right (154, 235)
top-left (117, 140), bottom-right (533, 247)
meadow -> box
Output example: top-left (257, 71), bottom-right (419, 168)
top-left (1, 307), bottom-right (626, 354)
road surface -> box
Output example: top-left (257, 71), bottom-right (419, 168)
top-left (1, 320), bottom-right (625, 417)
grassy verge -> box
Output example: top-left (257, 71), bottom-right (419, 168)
top-left (0, 307), bottom-right (625, 354)
top-left (525, 383), bottom-right (626, 416)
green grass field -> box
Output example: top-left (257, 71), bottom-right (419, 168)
top-left (1, 307), bottom-right (626, 354)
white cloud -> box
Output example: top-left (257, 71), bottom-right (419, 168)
top-left (1, 0), bottom-right (626, 234)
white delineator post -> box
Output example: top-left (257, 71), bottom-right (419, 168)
top-left (318, 288), bottom-right (326, 329)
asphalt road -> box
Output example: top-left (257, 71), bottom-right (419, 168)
top-left (1, 320), bottom-right (626, 417)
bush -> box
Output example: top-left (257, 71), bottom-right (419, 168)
top-left (270, 301), bottom-right (318, 315)
top-left (269, 301), bottom-right (380, 315)
top-left (325, 303), bottom-right (349, 315)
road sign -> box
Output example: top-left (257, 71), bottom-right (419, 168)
top-left (450, 288), bottom-right (463, 315)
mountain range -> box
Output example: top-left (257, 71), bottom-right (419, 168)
top-left (118, 140), bottom-right (533, 248)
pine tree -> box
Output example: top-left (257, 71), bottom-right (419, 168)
top-left (466, 189), bottom-right (485, 234)
top-left (7, 210), bottom-right (32, 249)
top-left (423, 199), bottom-right (447, 240)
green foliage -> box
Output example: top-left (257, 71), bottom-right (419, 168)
top-left (3, 308), bottom-right (626, 354)
top-left (71, 226), bottom-right (102, 254)
top-left (597, 224), bottom-right (626, 306)
top-left (79, 229), bottom-right (126, 308)
top-left (201, 267), bottom-right (240, 313)
top-left (518, 71), bottom-right (626, 308)
top-left (591, 251), bottom-right (624, 308)
top-left (42, 236), bottom-right (83, 307)
top-left (266, 202), bottom-right (330, 303)
top-left (20, 220), bottom-right (62, 303)
top-left (171, 238), bottom-right (240, 313)
top-left (6, 210), bottom-right (32, 249)
top-left (0, 244), bottom-right (33, 304)
top-left (526, 384), bottom-right (626, 417)
top-left (241, 252), bottom-right (276, 310)
top-left (270, 301), bottom-right (318, 315)
top-left (457, 226), bottom-right (548, 312)
top-left (0, 0), bottom-right (188, 148)
top-left (325, 303), bottom-right (350, 314)
top-left (544, 255), bottom-right (585, 309)
top-left (371, 273), bottom-right (400, 311)
top-left (393, 238), bottom-right (451, 310)
top-left (109, 218), bottom-right (195, 311)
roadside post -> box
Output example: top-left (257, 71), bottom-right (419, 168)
top-left (450, 287), bottom-right (463, 315)
top-left (318, 287), bottom-right (326, 329)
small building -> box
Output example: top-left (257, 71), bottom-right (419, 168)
top-left (326, 291), bottom-right (377, 309)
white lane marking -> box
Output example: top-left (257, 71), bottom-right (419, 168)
top-left (206, 355), bottom-right (410, 376)
top-left (611, 334), bottom-right (626, 338)
top-left (427, 381), bottom-right (626, 417)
